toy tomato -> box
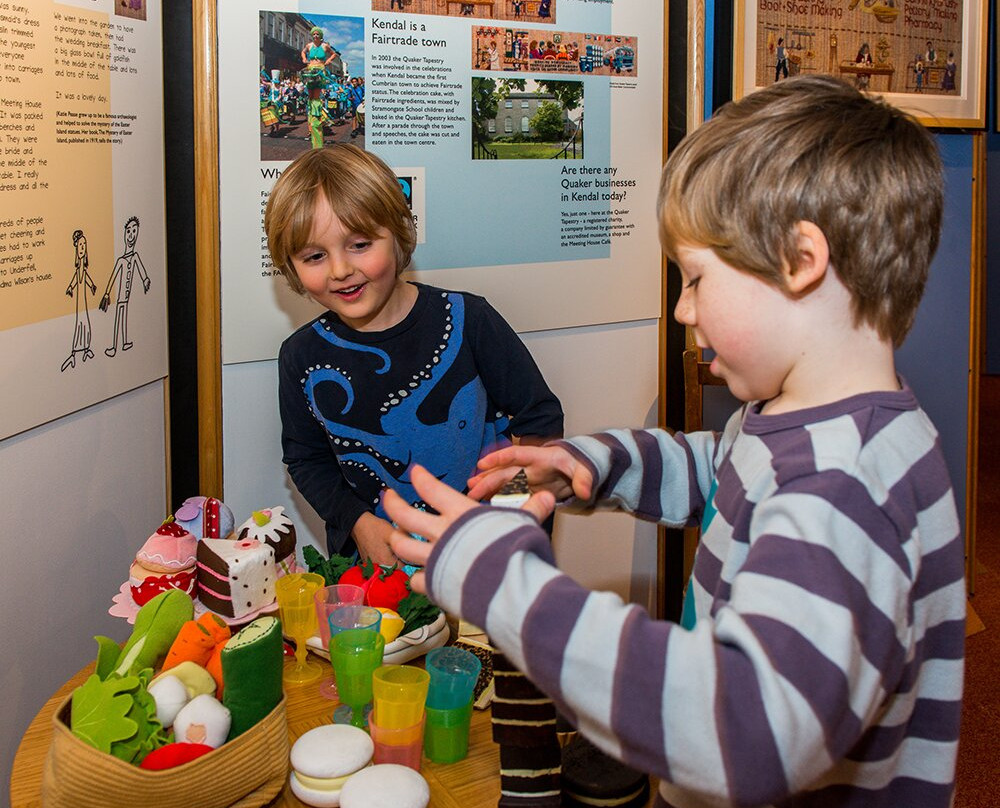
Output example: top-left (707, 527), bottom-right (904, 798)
top-left (339, 560), bottom-right (410, 612)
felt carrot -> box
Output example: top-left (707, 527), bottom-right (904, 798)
top-left (162, 613), bottom-right (230, 672)
top-left (205, 636), bottom-right (229, 698)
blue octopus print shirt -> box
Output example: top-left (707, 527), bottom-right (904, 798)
top-left (278, 283), bottom-right (564, 557)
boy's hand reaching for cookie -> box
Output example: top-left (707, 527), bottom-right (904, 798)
top-left (467, 444), bottom-right (592, 504)
top-left (385, 464), bottom-right (556, 595)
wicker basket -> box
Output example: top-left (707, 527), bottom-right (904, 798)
top-left (41, 695), bottom-right (289, 808)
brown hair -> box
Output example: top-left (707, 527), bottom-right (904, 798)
top-left (658, 74), bottom-right (943, 346)
top-left (265, 144), bottom-right (417, 295)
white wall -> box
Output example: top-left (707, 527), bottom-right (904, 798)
top-left (222, 319), bottom-right (661, 612)
top-left (0, 381), bottom-right (167, 805)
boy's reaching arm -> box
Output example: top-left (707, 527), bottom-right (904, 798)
top-left (471, 426), bottom-right (720, 527)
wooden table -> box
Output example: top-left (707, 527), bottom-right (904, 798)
top-left (11, 656), bottom-right (657, 807)
top-left (10, 658), bottom-right (501, 808)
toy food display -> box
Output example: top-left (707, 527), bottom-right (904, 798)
top-left (236, 506), bottom-right (297, 575)
top-left (109, 497), bottom-right (296, 626)
top-left (289, 724), bottom-right (374, 807)
top-left (338, 763), bottom-right (430, 808)
top-left (65, 592), bottom-right (285, 770)
top-left (302, 547), bottom-right (449, 665)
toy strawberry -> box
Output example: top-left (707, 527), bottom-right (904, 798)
top-left (339, 559), bottom-right (410, 612)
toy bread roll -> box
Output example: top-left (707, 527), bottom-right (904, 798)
top-left (220, 615), bottom-right (283, 739)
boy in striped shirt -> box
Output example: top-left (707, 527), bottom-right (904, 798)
top-left (386, 75), bottom-right (965, 807)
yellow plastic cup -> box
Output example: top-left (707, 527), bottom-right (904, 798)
top-left (372, 664), bottom-right (430, 729)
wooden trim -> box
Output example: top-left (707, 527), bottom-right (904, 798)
top-left (965, 132), bottom-right (985, 595)
top-left (656, 0), bottom-right (670, 620)
top-left (193, 0), bottom-right (224, 498)
top-left (686, 0), bottom-right (704, 132)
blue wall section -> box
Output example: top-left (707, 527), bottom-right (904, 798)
top-left (896, 134), bottom-right (972, 531)
top-left (986, 130), bottom-right (1000, 375)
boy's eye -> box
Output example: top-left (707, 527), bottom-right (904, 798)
top-left (300, 250), bottom-right (325, 263)
top-left (684, 276), bottom-right (700, 289)
top-left (349, 239), bottom-right (373, 251)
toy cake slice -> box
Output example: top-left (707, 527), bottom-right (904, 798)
top-left (197, 538), bottom-right (276, 619)
top-left (490, 469), bottom-right (531, 509)
top-left (236, 506), bottom-right (296, 575)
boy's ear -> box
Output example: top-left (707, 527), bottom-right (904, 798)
top-left (784, 221), bottom-right (830, 294)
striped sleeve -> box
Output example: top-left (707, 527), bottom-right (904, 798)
top-left (557, 427), bottom-right (722, 527)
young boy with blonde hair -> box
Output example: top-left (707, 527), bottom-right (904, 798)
top-left (384, 75), bottom-right (965, 807)
top-left (267, 144), bottom-right (562, 564)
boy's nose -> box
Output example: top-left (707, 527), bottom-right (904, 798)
top-left (673, 293), bottom-right (694, 325)
top-left (328, 256), bottom-right (354, 281)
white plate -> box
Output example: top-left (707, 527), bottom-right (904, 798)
top-left (306, 611), bottom-right (449, 665)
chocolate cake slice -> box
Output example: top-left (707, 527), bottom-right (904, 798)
top-left (197, 538), bottom-right (276, 619)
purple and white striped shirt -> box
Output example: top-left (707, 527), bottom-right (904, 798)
top-left (426, 386), bottom-right (964, 807)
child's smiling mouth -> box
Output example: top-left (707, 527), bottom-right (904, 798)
top-left (335, 283), bottom-right (365, 300)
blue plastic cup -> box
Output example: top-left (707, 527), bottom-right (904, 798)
top-left (425, 646), bottom-right (481, 710)
top-left (424, 699), bottom-right (473, 763)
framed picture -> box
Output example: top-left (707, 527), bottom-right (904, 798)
top-left (734, 0), bottom-right (987, 128)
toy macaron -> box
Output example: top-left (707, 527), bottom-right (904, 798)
top-left (289, 724), bottom-right (374, 807)
top-left (339, 763), bottom-right (430, 808)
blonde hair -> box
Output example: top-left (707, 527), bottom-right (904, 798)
top-left (265, 145), bottom-right (417, 295)
top-left (658, 74), bottom-right (942, 347)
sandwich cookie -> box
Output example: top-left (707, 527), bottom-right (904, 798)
top-left (339, 763), bottom-right (430, 808)
top-left (561, 734), bottom-right (650, 808)
top-left (289, 724), bottom-right (374, 807)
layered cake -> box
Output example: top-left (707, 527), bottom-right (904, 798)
top-left (129, 518), bottom-right (198, 606)
top-left (197, 537), bottom-right (276, 619)
top-left (236, 507), bottom-right (296, 575)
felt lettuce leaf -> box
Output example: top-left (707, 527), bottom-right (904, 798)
top-left (71, 674), bottom-right (139, 754)
top-left (111, 669), bottom-right (170, 764)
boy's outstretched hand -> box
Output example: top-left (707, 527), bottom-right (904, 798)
top-left (385, 464), bottom-right (556, 595)
top-left (467, 444), bottom-right (593, 504)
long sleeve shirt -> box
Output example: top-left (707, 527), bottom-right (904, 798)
top-left (425, 386), bottom-right (965, 807)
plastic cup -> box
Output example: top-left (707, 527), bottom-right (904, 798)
top-left (372, 665), bottom-right (430, 729)
top-left (328, 605), bottom-right (382, 641)
top-left (424, 699), bottom-right (473, 764)
top-left (275, 572), bottom-right (325, 684)
top-left (330, 629), bottom-right (385, 729)
top-left (425, 646), bottom-right (482, 709)
top-left (313, 584), bottom-right (365, 701)
top-left (368, 711), bottom-right (425, 771)
top-left (314, 584), bottom-right (365, 648)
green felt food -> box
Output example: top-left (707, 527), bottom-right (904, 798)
top-left (70, 670), bottom-right (171, 765)
top-left (220, 616), bottom-right (283, 739)
top-left (96, 590), bottom-right (194, 680)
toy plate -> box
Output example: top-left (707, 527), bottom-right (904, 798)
top-left (109, 581), bottom-right (279, 626)
top-left (305, 611), bottom-right (449, 665)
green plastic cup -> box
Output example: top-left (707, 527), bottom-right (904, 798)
top-left (423, 699), bottom-right (473, 763)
